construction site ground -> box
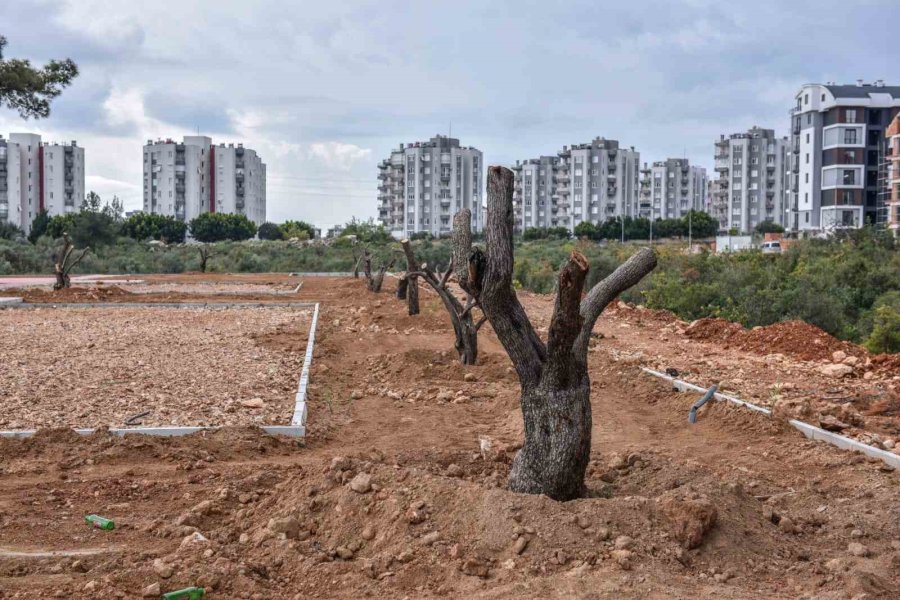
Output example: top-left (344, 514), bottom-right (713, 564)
top-left (0, 273), bottom-right (897, 599)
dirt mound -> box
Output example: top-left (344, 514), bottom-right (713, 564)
top-left (14, 285), bottom-right (135, 303)
top-left (133, 449), bottom-right (792, 599)
top-left (742, 320), bottom-right (864, 362)
top-left (684, 318), bottom-right (867, 362)
top-left (682, 317), bottom-right (744, 342)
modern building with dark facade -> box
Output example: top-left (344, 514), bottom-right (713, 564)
top-left (787, 81), bottom-right (900, 232)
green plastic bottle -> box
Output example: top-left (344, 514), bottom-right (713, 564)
top-left (162, 587), bottom-right (205, 600)
top-left (84, 514), bottom-right (115, 530)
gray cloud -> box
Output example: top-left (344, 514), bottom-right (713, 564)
top-left (2, 0), bottom-right (898, 228)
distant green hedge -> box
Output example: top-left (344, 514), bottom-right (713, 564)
top-left (1, 228), bottom-right (896, 350)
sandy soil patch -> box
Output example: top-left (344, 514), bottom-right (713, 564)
top-left (0, 306), bottom-right (310, 429)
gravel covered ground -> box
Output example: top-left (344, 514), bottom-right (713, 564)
top-left (0, 306), bottom-right (311, 430)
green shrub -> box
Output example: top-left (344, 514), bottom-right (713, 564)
top-left (188, 213), bottom-right (257, 242)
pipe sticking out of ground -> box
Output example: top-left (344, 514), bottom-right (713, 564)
top-left (688, 384), bottom-right (719, 424)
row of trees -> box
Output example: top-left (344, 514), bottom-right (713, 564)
top-left (9, 195), bottom-right (285, 246)
top-left (358, 166), bottom-right (657, 501)
top-left (571, 211), bottom-right (719, 241)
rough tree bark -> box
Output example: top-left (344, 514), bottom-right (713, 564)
top-left (53, 233), bottom-right (90, 290)
top-left (404, 211), bottom-right (485, 365)
top-left (363, 248), bottom-right (394, 293)
top-left (466, 166), bottom-right (657, 501)
top-left (398, 239), bottom-right (419, 316)
top-left (198, 245), bottom-right (213, 273)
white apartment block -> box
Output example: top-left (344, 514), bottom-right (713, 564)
top-left (787, 81), bottom-right (900, 232)
top-left (377, 135), bottom-right (482, 237)
top-left (143, 136), bottom-right (266, 226)
top-left (640, 159), bottom-right (708, 221)
top-left (0, 133), bottom-right (84, 234)
top-left (712, 127), bottom-right (788, 233)
top-left (511, 137), bottom-right (640, 233)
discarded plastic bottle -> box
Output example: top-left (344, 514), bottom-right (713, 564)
top-left (84, 514), bottom-right (115, 530)
top-left (162, 587), bottom-right (205, 600)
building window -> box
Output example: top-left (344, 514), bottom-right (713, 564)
top-left (846, 109), bottom-right (857, 123)
top-left (842, 169), bottom-right (855, 185)
top-left (844, 129), bottom-right (857, 144)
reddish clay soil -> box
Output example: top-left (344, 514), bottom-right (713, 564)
top-left (0, 275), bottom-right (897, 599)
top-left (682, 317), bottom-right (866, 363)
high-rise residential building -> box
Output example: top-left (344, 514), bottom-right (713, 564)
top-left (880, 114), bottom-right (900, 236)
top-left (143, 136), bottom-right (266, 226)
top-left (787, 81), bottom-right (900, 232)
top-left (511, 137), bottom-right (640, 233)
top-left (377, 135), bottom-right (482, 238)
top-left (712, 127), bottom-right (788, 233)
top-left (639, 158), bottom-right (708, 221)
top-left (0, 133), bottom-right (84, 234)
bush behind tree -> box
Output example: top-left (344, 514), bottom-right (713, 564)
top-left (188, 212), bottom-right (257, 242)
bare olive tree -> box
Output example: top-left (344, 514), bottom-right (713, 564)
top-left (362, 247), bottom-right (394, 293)
top-left (461, 166), bottom-right (657, 500)
top-left (197, 245), bottom-right (214, 273)
top-left (396, 240), bottom-right (420, 315)
top-left (52, 233), bottom-right (89, 290)
top-left (401, 215), bottom-right (485, 364)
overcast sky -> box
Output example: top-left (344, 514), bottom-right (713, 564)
top-left (2, 0), bottom-right (897, 228)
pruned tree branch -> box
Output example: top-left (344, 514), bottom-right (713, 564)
top-left (572, 247), bottom-right (657, 358)
top-left (478, 166), bottom-right (546, 387)
top-left (545, 251), bottom-right (590, 383)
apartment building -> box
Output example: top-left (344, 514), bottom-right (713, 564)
top-left (712, 127), bottom-right (788, 233)
top-left (0, 133), bottom-right (84, 233)
top-left (640, 158), bottom-right (708, 221)
top-left (376, 135), bottom-right (482, 238)
top-left (143, 136), bottom-right (266, 226)
top-left (880, 114), bottom-right (900, 235)
top-left (787, 81), bottom-right (900, 232)
top-left (511, 137), bottom-right (640, 233)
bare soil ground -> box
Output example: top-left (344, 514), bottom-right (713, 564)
top-left (0, 306), bottom-right (310, 429)
top-left (0, 274), bottom-right (898, 599)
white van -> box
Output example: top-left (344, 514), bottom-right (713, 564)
top-left (761, 240), bottom-right (782, 254)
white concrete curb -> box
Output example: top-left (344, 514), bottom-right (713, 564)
top-left (0, 302), bottom-right (321, 440)
top-left (292, 303), bottom-right (320, 427)
top-left (641, 367), bottom-right (900, 470)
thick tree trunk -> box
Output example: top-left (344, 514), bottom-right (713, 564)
top-left (53, 233), bottom-right (89, 291)
top-left (54, 271), bottom-right (70, 291)
top-left (468, 165), bottom-right (657, 501)
top-left (509, 372), bottom-right (591, 499)
top-left (400, 240), bottom-right (420, 316)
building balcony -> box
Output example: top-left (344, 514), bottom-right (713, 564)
top-left (556, 174), bottom-right (570, 183)
top-left (608, 163), bottom-right (616, 173)
top-left (558, 187), bottom-right (570, 195)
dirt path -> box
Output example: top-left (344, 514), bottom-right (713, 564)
top-left (0, 275), bottom-right (897, 599)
